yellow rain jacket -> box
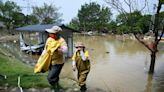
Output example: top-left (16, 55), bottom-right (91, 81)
top-left (34, 37), bottom-right (66, 73)
top-left (72, 50), bottom-right (90, 86)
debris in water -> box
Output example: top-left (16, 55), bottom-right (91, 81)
top-left (106, 51), bottom-right (110, 54)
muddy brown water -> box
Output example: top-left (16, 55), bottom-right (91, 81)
top-left (1, 34), bottom-right (164, 92)
top-left (63, 35), bottom-right (164, 92)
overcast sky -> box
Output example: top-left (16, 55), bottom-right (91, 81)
top-left (7, 0), bottom-right (164, 24)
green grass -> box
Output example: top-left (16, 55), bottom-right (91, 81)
top-left (0, 54), bottom-right (49, 88)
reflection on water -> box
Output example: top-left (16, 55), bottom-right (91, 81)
top-left (144, 64), bottom-right (164, 92)
top-left (1, 34), bottom-right (164, 92)
top-left (145, 74), bottom-right (153, 92)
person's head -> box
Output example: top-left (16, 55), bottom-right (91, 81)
top-left (45, 26), bottom-right (62, 40)
top-left (75, 42), bottom-right (85, 51)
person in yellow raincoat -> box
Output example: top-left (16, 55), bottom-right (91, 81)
top-left (72, 42), bottom-right (90, 92)
top-left (45, 26), bottom-right (68, 91)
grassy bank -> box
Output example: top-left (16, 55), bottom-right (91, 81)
top-left (0, 54), bottom-right (49, 88)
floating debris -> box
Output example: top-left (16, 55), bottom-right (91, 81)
top-left (106, 51), bottom-right (110, 54)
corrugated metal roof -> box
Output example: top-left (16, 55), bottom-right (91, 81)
top-left (16, 24), bottom-right (55, 32)
top-left (16, 24), bottom-right (80, 32)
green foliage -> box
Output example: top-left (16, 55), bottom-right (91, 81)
top-left (68, 17), bottom-right (79, 30)
top-left (160, 0), bottom-right (164, 4)
top-left (107, 20), bottom-right (117, 32)
top-left (116, 13), bottom-right (127, 25)
top-left (0, 54), bottom-right (49, 88)
top-left (32, 3), bottom-right (63, 24)
top-left (0, 1), bottom-right (22, 29)
top-left (116, 11), bottom-right (150, 34)
top-left (12, 12), bottom-right (25, 28)
top-left (116, 25), bottom-right (130, 34)
top-left (25, 15), bottom-right (39, 25)
top-left (116, 11), bottom-right (142, 26)
top-left (137, 15), bottom-right (151, 34)
top-left (127, 11), bottom-right (142, 26)
top-left (77, 2), bottom-right (112, 32)
top-left (115, 10), bottom-right (164, 34)
top-left (159, 12), bottom-right (164, 29)
top-left (0, 1), bottom-right (40, 28)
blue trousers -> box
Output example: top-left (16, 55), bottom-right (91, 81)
top-left (47, 64), bottom-right (64, 85)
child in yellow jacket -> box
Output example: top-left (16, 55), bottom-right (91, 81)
top-left (72, 42), bottom-right (90, 92)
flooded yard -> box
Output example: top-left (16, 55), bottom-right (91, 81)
top-left (62, 35), bottom-right (164, 92)
top-left (0, 34), bottom-right (164, 92)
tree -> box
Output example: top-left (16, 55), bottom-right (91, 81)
top-left (12, 12), bottom-right (25, 28)
top-left (137, 14), bottom-right (151, 34)
top-left (77, 2), bottom-right (112, 32)
top-left (116, 11), bottom-right (143, 34)
top-left (141, 0), bottom-right (163, 73)
top-left (108, 20), bottom-right (117, 33)
top-left (0, 1), bottom-right (21, 29)
top-left (68, 17), bottom-right (80, 30)
top-left (159, 11), bottom-right (164, 29)
top-left (32, 3), bottom-right (63, 24)
top-left (25, 15), bottom-right (39, 25)
top-left (105, 0), bottom-right (164, 73)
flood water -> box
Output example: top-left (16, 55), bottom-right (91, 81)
top-left (1, 34), bottom-right (164, 92)
top-left (61, 34), bottom-right (164, 92)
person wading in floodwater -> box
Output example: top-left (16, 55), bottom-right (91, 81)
top-left (72, 42), bottom-right (91, 92)
top-left (45, 26), bottom-right (68, 92)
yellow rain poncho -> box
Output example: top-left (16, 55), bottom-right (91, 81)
top-left (34, 37), bottom-right (64, 73)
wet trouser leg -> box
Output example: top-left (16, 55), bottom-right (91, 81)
top-left (47, 64), bottom-right (64, 86)
top-left (78, 71), bottom-right (89, 92)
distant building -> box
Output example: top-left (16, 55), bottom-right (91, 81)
top-left (16, 24), bottom-right (80, 57)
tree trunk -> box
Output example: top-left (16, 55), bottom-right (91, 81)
top-left (149, 51), bottom-right (156, 73)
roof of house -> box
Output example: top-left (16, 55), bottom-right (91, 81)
top-left (16, 24), bottom-right (80, 33)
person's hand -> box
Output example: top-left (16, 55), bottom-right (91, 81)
top-left (76, 46), bottom-right (83, 51)
top-left (57, 47), bottom-right (63, 54)
top-left (72, 66), bottom-right (76, 71)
